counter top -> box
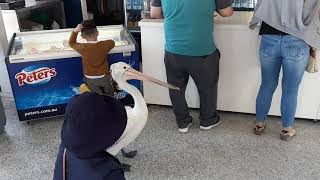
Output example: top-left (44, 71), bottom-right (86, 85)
top-left (139, 12), bottom-right (254, 30)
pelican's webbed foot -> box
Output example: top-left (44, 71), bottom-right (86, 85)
top-left (121, 163), bottom-right (131, 172)
top-left (121, 149), bottom-right (137, 158)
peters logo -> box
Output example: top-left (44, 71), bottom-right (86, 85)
top-left (15, 66), bottom-right (57, 86)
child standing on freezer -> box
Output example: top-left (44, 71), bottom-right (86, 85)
top-left (69, 20), bottom-right (115, 95)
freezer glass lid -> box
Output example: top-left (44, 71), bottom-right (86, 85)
top-left (10, 26), bottom-right (134, 56)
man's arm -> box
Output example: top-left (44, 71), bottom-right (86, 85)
top-left (216, 0), bottom-right (233, 17)
top-left (150, 0), bottom-right (163, 19)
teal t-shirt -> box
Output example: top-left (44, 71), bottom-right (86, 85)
top-left (161, 0), bottom-right (216, 56)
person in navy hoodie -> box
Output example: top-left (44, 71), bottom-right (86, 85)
top-left (53, 92), bottom-right (127, 180)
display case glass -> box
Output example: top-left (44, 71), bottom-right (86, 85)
top-left (233, 0), bottom-right (257, 11)
top-left (9, 25), bottom-right (134, 56)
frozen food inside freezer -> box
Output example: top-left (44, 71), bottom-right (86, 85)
top-left (9, 26), bottom-right (134, 56)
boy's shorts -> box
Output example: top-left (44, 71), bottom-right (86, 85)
top-left (84, 75), bottom-right (114, 96)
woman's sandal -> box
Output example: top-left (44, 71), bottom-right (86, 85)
top-left (253, 123), bottom-right (266, 135)
top-left (280, 129), bottom-right (296, 141)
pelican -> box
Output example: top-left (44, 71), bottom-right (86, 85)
top-left (106, 62), bottom-right (179, 156)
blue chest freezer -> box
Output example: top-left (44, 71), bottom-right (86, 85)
top-left (6, 25), bottom-right (140, 121)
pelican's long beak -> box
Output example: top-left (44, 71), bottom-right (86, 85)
top-left (125, 67), bottom-right (180, 90)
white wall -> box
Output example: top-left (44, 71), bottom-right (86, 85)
top-left (0, 8), bottom-right (14, 97)
top-left (2, 10), bottom-right (20, 41)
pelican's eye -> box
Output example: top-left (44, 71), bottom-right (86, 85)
top-left (123, 66), bottom-right (127, 70)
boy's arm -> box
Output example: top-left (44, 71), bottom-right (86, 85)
top-left (69, 24), bottom-right (85, 54)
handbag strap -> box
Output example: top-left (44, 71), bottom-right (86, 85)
top-left (63, 148), bottom-right (67, 180)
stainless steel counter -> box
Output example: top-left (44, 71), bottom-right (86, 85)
top-left (15, 0), bottom-right (60, 13)
top-left (11, 0), bottom-right (66, 29)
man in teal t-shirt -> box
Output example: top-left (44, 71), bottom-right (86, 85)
top-left (151, 0), bottom-right (233, 133)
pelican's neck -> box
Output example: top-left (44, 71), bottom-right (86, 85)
top-left (118, 81), bottom-right (147, 113)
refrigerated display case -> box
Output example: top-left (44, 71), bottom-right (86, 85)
top-left (232, 0), bottom-right (257, 11)
top-left (6, 25), bottom-right (140, 121)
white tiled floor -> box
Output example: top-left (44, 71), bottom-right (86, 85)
top-left (1, 97), bottom-right (320, 180)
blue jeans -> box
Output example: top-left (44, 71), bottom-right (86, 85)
top-left (256, 35), bottom-right (310, 128)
